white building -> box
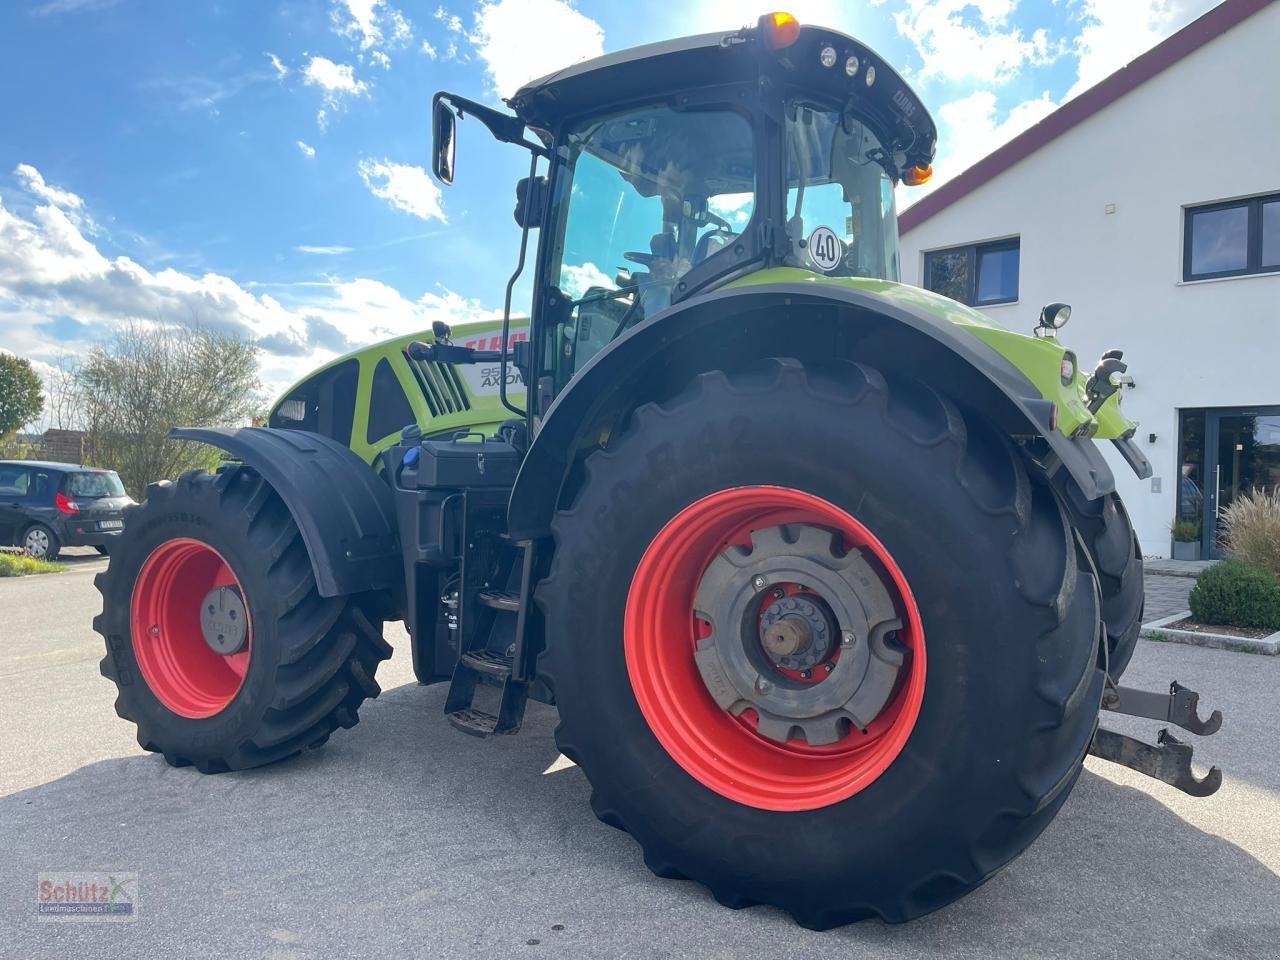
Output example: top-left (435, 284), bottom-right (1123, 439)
top-left (899, 0), bottom-right (1279, 560)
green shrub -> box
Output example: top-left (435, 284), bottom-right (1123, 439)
top-left (1188, 558), bottom-right (1280, 630)
top-left (0, 552), bottom-right (65, 577)
top-left (1221, 488), bottom-right (1280, 579)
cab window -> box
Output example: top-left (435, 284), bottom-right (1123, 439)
top-left (784, 101), bottom-right (900, 280)
top-left (549, 102), bottom-right (757, 384)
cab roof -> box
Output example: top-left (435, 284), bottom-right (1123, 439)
top-left (507, 22), bottom-right (936, 169)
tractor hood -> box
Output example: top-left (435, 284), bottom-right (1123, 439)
top-left (507, 21), bottom-right (937, 173)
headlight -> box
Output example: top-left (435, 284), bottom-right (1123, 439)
top-left (1060, 352), bottom-right (1076, 385)
top-left (819, 45), bottom-right (837, 68)
top-left (1039, 302), bottom-right (1071, 330)
top-left (845, 55), bottom-right (859, 77)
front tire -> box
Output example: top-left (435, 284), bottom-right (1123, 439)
top-left (1051, 476), bottom-right (1144, 677)
top-left (537, 359), bottom-right (1103, 926)
top-left (94, 467), bottom-right (392, 773)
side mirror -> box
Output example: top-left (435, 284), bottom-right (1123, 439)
top-left (432, 97), bottom-right (457, 186)
top-left (513, 175), bottom-right (548, 229)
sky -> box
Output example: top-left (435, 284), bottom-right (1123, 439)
top-left (0, 0), bottom-right (1222, 410)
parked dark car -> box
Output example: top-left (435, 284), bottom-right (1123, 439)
top-left (0, 461), bottom-right (134, 560)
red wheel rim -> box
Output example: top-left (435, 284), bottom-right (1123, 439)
top-left (130, 538), bottom-right (252, 719)
top-left (624, 486), bottom-right (926, 812)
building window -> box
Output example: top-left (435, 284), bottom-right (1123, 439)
top-left (1183, 192), bottom-right (1280, 281)
top-left (923, 238), bottom-right (1019, 306)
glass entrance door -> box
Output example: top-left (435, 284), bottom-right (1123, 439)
top-left (1204, 409), bottom-right (1280, 558)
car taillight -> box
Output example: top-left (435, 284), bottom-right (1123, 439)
top-left (56, 492), bottom-right (80, 515)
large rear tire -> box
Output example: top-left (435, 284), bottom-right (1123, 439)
top-left (537, 359), bottom-right (1104, 926)
top-left (94, 467), bottom-right (392, 773)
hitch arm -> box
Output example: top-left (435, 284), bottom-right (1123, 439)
top-left (1089, 727), bottom-right (1222, 797)
top-left (1101, 679), bottom-right (1222, 736)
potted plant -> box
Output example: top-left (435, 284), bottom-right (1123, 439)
top-left (1171, 518), bottom-right (1202, 561)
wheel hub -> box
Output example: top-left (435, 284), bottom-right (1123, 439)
top-left (759, 592), bottom-right (832, 669)
top-left (692, 523), bottom-right (905, 746)
top-left (200, 585), bottom-right (248, 655)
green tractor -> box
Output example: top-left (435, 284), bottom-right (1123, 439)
top-left (94, 13), bottom-right (1224, 927)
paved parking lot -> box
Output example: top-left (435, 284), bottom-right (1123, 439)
top-left (1144, 574), bottom-right (1195, 621)
top-left (2, 556), bottom-right (1278, 959)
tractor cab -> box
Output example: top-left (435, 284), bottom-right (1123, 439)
top-left (431, 12), bottom-right (936, 397)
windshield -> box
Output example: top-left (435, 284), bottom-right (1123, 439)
top-left (785, 102), bottom-right (899, 280)
top-left (64, 471), bottom-right (126, 499)
top-left (550, 102), bottom-right (756, 378)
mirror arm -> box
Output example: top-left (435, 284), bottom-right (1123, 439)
top-left (435, 92), bottom-right (547, 156)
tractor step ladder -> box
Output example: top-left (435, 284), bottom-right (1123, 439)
top-left (443, 554), bottom-right (532, 738)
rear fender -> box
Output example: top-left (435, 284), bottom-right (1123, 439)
top-left (170, 427), bottom-right (401, 598)
top-left (508, 282), bottom-right (1123, 540)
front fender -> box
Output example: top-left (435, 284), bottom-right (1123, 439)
top-left (170, 427), bottom-right (401, 598)
top-left (508, 280), bottom-right (1126, 540)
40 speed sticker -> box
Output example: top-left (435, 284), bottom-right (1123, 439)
top-left (807, 225), bottom-right (843, 272)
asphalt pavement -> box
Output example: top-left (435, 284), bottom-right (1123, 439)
top-left (1, 552), bottom-right (1277, 959)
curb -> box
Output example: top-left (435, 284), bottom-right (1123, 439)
top-left (1140, 611), bottom-right (1280, 655)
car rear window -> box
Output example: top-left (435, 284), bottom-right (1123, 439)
top-left (65, 471), bottom-right (126, 498)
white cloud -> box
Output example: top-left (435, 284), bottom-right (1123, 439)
top-left (267, 52), bottom-right (289, 78)
top-left (1067, 0), bottom-right (1215, 100)
top-left (303, 55), bottom-right (367, 99)
top-left (0, 165), bottom-right (493, 398)
top-left (422, 40), bottom-right (438, 59)
top-left (469, 0), bottom-right (604, 98)
top-left (302, 56), bottom-right (368, 127)
top-left (14, 164), bottom-right (84, 211)
top-left (357, 159), bottom-right (447, 223)
top-left (903, 89), bottom-right (1057, 204)
top-left (708, 191), bottom-right (754, 227)
top-left (370, 49), bottom-right (391, 69)
top-left (333, 0), bottom-right (413, 52)
top-left (894, 0), bottom-right (1060, 85)
top-left (559, 261), bottom-right (612, 299)
top-left (295, 244), bottom-right (353, 255)
top-left (435, 5), bottom-right (464, 33)
top-left (297, 140), bottom-right (317, 158)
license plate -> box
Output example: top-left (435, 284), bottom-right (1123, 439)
top-left (98, 520), bottom-right (123, 530)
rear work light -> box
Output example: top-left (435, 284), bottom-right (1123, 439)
top-left (759, 12), bottom-right (801, 49)
top-left (55, 492), bottom-right (79, 515)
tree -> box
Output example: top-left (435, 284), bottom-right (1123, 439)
top-left (0, 353), bottom-right (44, 438)
top-left (44, 353), bottom-right (87, 432)
top-left (77, 323), bottom-right (262, 497)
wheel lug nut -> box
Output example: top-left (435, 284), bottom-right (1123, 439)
top-left (756, 677), bottom-right (772, 694)
top-left (752, 575), bottom-right (767, 590)
top-left (800, 669), bottom-right (812, 679)
top-left (772, 587), bottom-right (785, 600)
top-left (841, 631), bottom-right (855, 647)
top-left (823, 663), bottom-right (834, 673)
